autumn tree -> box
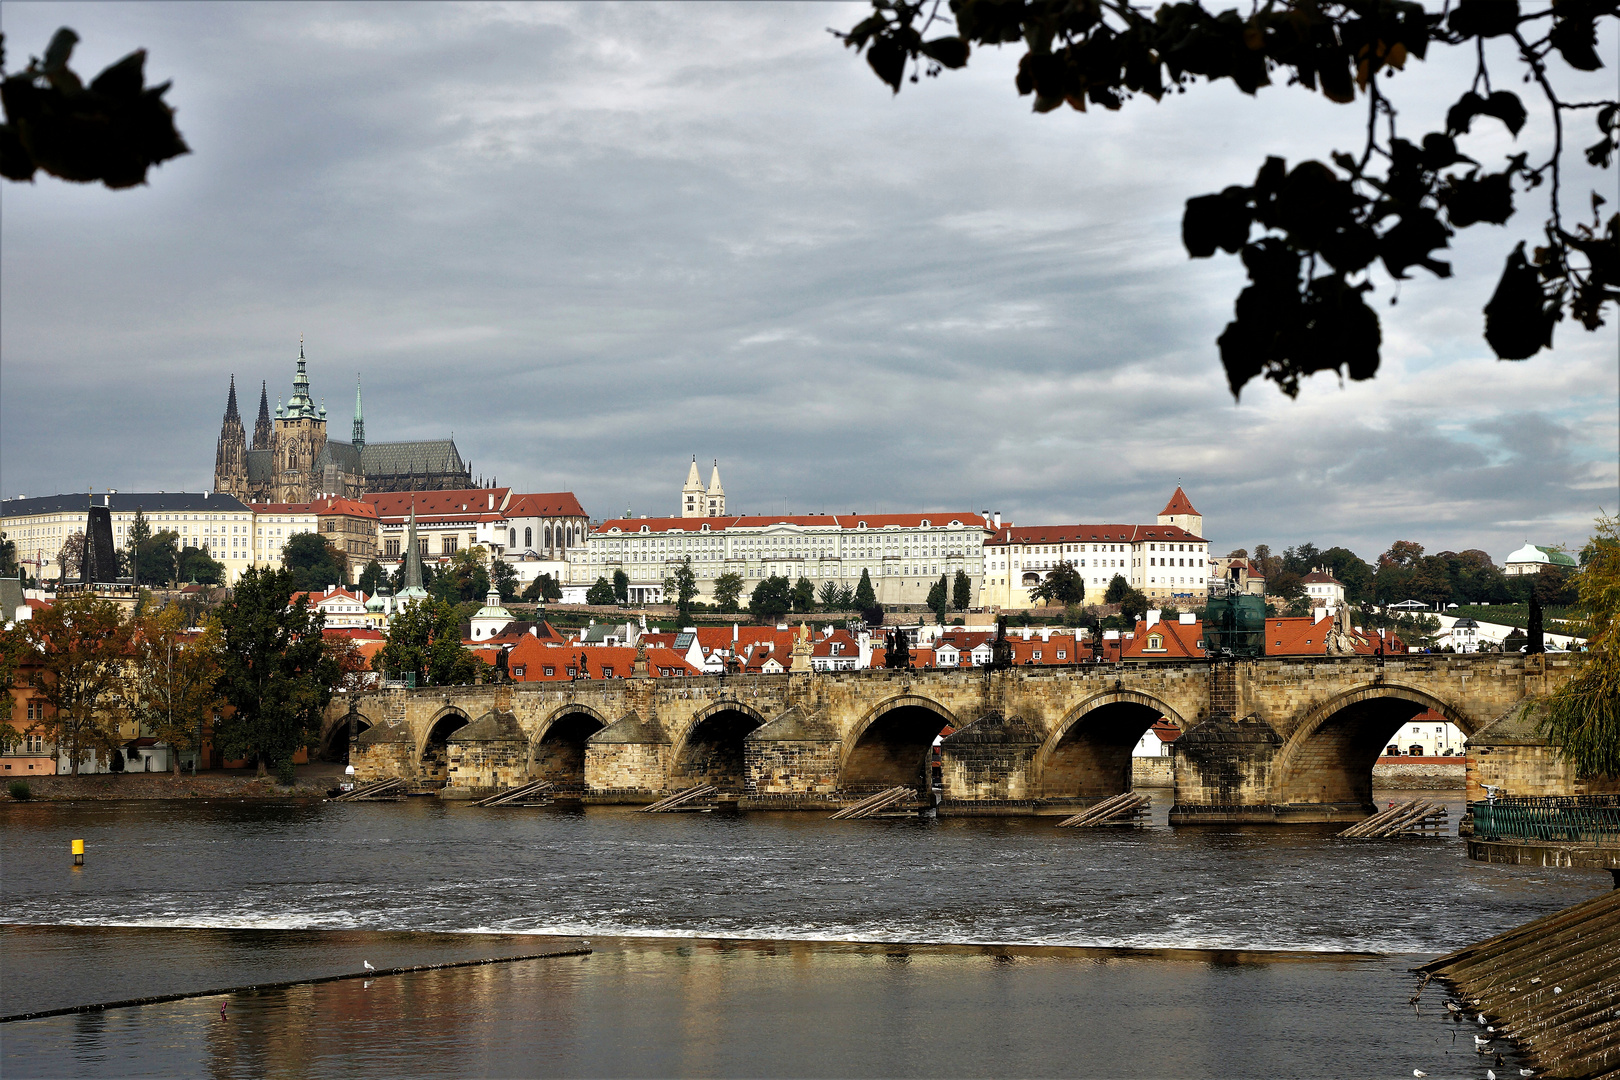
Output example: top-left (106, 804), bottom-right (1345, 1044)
top-left (837, 1), bottom-right (1619, 397)
top-left (56, 530), bottom-right (85, 580)
top-left (20, 593), bottom-right (133, 774)
top-left (127, 605), bottom-right (223, 775)
top-left (1541, 514), bottom-right (1620, 776)
top-left (213, 567), bottom-right (337, 780)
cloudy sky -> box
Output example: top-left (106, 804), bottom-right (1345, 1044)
top-left (2, 2), bottom-right (1615, 564)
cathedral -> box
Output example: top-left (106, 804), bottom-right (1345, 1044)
top-left (214, 342), bottom-right (473, 504)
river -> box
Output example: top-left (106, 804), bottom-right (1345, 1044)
top-left (2, 794), bottom-right (1605, 1077)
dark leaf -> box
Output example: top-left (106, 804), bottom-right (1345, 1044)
top-left (1549, 14), bottom-right (1603, 71)
top-left (1484, 242), bottom-right (1557, 359)
top-left (1447, 0), bottom-right (1521, 39)
top-left (1420, 132), bottom-right (1473, 171)
top-left (1378, 207), bottom-right (1453, 278)
top-left (1443, 171), bottom-right (1515, 228)
top-left (0, 122), bottom-right (36, 181)
top-left (919, 36), bottom-right (970, 69)
top-left (1183, 187), bottom-right (1253, 257)
top-left (88, 49), bottom-right (146, 99)
top-left (866, 37), bottom-right (908, 92)
top-left (1482, 91), bottom-right (1527, 136)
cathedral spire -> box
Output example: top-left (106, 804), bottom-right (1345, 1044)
top-left (223, 375), bottom-right (240, 423)
top-left (253, 380), bottom-right (273, 450)
top-left (352, 375), bottom-right (365, 449)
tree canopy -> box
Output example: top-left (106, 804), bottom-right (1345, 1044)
top-left (282, 533), bottom-right (346, 592)
top-left (17, 593), bottom-right (132, 774)
top-left (1541, 513), bottom-right (1619, 776)
top-left (127, 605), bottom-right (223, 775)
top-left (750, 575), bottom-right (794, 621)
top-left (376, 598), bottom-right (484, 688)
top-left (1031, 561), bottom-right (1086, 606)
top-left (213, 567), bottom-right (337, 780)
top-left (714, 571), bottom-right (746, 613)
top-left (838, 0), bottom-right (1619, 398)
top-left (586, 576), bottom-right (617, 606)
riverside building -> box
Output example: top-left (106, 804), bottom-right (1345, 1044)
top-left (2, 491), bottom-right (257, 584)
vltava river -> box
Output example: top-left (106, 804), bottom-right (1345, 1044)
top-left (1, 797), bottom-right (1603, 1077)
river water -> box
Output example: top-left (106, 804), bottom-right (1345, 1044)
top-left (2, 795), bottom-right (1606, 1078)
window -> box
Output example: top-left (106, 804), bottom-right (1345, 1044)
top-left (443, 536), bottom-right (458, 555)
top-left (512, 667), bottom-right (524, 678)
top-left (544, 667), bottom-right (555, 677)
top-left (1147, 634), bottom-right (1164, 650)
top-left (527, 527), bottom-right (534, 548)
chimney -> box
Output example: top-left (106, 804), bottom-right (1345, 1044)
top-left (1146, 609), bottom-right (1161, 628)
top-left (1040, 627), bottom-right (1051, 642)
top-left (488, 494), bottom-right (495, 510)
top-left (733, 622), bottom-right (739, 643)
top-left (993, 511), bottom-right (1002, 529)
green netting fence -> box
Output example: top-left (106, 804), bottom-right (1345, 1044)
top-left (1472, 796), bottom-right (1620, 844)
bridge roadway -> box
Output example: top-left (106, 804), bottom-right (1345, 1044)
top-left (330, 653), bottom-right (1576, 823)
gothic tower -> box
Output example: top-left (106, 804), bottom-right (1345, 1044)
top-left (352, 376), bottom-right (366, 449)
top-left (214, 376), bottom-right (248, 499)
top-left (705, 460), bottom-right (725, 517)
top-left (272, 339), bottom-right (329, 503)
top-left (252, 380), bottom-right (273, 451)
top-left (681, 457), bottom-right (704, 517)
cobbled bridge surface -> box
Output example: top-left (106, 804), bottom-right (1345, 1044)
top-left (331, 653), bottom-right (1576, 822)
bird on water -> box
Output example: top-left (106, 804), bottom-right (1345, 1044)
top-left (363, 960), bottom-right (375, 972)
top-left (1413, 1070), bottom-right (1427, 1077)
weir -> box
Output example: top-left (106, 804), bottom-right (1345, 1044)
top-left (333, 653), bottom-right (1587, 823)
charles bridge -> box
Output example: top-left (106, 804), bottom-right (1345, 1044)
top-left (330, 652), bottom-right (1578, 823)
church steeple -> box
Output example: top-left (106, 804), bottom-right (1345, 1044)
top-left (223, 375), bottom-right (241, 423)
top-left (214, 375), bottom-right (248, 497)
top-left (352, 376), bottom-right (366, 449)
top-left (398, 501), bottom-right (428, 603)
top-left (705, 460), bottom-right (725, 517)
top-left (252, 380), bottom-right (273, 450)
top-left (682, 456), bottom-right (705, 517)
top-left (285, 337), bottom-right (318, 420)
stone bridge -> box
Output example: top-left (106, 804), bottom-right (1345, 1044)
top-left (329, 653), bottom-right (1578, 823)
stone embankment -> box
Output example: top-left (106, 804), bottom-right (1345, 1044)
top-left (2, 772), bottom-right (332, 802)
top-left (1372, 758), bottom-right (1467, 790)
top-left (1419, 887), bottom-right (1620, 1079)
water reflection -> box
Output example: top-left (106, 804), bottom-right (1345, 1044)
top-left (5, 936), bottom-right (1520, 1080)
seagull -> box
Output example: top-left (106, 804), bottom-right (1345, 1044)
top-left (1413, 1071), bottom-right (1427, 1077)
top-left (1489, 1070), bottom-right (1497, 1079)
top-left (1530, 977), bottom-right (1541, 984)
top-left (363, 960), bottom-right (375, 972)
top-left (1479, 1013), bottom-right (1488, 1024)
top-left (1553, 986), bottom-right (1562, 994)
top-left (1521, 1070), bottom-right (1534, 1077)
top-left (1475, 1035), bottom-right (1492, 1047)
top-left (1488, 1026), bottom-right (1496, 1032)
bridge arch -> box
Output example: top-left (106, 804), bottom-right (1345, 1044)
top-left (1269, 683), bottom-right (1475, 808)
top-left (840, 694), bottom-right (961, 796)
top-left (1035, 690), bottom-right (1189, 801)
top-left (319, 708), bottom-right (373, 763)
top-left (532, 704), bottom-right (612, 791)
top-left (671, 701), bottom-right (770, 791)
top-left (419, 706), bottom-right (473, 785)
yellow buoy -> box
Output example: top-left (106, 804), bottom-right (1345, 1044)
top-left (72, 839), bottom-right (84, 866)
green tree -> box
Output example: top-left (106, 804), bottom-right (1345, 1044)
top-left (433, 546), bottom-right (491, 604)
top-left (713, 571), bottom-right (745, 613)
top-left (282, 533), bottom-right (345, 591)
top-left (489, 557), bottom-right (518, 602)
top-left (750, 575), bottom-right (794, 621)
top-left (836, 2), bottom-right (1619, 396)
top-left (179, 545), bottom-right (226, 586)
top-left (1318, 546), bottom-right (1374, 605)
top-left (56, 530), bottom-right (85, 580)
top-left (1267, 569), bottom-right (1305, 601)
top-left (791, 575), bottom-right (816, 614)
top-left (0, 531), bottom-right (19, 578)
top-left (952, 569), bottom-right (972, 611)
top-left (586, 576), bottom-right (617, 606)
top-left (854, 568), bottom-right (878, 611)
top-left (128, 606), bottom-right (223, 775)
top-left (213, 567), bottom-right (337, 779)
top-left (376, 598), bottom-right (484, 688)
top-left (663, 557), bottom-right (699, 623)
top-left (612, 569), bottom-right (630, 605)
top-left (522, 573), bottom-right (562, 604)
top-left (357, 559), bottom-right (385, 596)
top-left (18, 594), bottom-right (132, 772)
top-left (1030, 562), bottom-right (1085, 607)
top-left (1104, 574), bottom-right (1132, 605)
top-left (817, 580), bottom-right (841, 609)
top-left (926, 574), bottom-right (948, 624)
top-left (1542, 514), bottom-right (1620, 777)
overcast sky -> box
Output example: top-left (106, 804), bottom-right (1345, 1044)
top-left (2, 2), bottom-right (1615, 564)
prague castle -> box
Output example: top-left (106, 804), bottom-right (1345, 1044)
top-left (214, 342), bottom-right (472, 504)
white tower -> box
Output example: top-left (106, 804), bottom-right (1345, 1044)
top-left (682, 457), bottom-right (705, 518)
top-left (706, 460), bottom-right (725, 517)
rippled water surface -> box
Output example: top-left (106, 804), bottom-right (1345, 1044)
top-left (1, 796), bottom-right (1601, 1078)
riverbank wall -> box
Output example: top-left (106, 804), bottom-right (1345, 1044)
top-left (1, 771), bottom-right (332, 802)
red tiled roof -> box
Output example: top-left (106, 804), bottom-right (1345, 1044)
top-left (313, 497), bottom-right (376, 518)
top-left (1158, 486), bottom-right (1200, 518)
top-left (504, 492), bottom-right (587, 518)
top-left (364, 489), bottom-right (511, 520)
top-left (1301, 570), bottom-right (1342, 585)
top-left (506, 643), bottom-right (700, 680)
top-left (983, 523), bottom-right (1205, 547)
top-left (592, 513), bottom-right (986, 534)
top-left (1263, 617), bottom-right (1407, 656)
top-left (248, 502), bottom-right (320, 514)
top-left (1121, 619), bottom-right (1205, 660)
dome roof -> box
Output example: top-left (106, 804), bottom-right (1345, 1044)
top-left (1506, 543), bottom-right (1549, 565)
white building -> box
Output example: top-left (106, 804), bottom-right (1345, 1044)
top-left (246, 502), bottom-right (320, 569)
top-left (980, 488), bottom-right (1210, 609)
top-left (1385, 713), bottom-right (1468, 757)
top-left (1, 491), bottom-right (260, 585)
top-left (1300, 569), bottom-right (1346, 608)
top-left (368, 488), bottom-right (587, 586)
top-left (569, 512), bottom-right (990, 606)
top-left (1504, 542), bottom-right (1579, 576)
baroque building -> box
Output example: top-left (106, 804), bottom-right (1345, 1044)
top-left (214, 341), bottom-right (472, 504)
top-left (681, 458), bottom-right (725, 517)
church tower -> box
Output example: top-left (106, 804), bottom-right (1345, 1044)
top-left (252, 381), bottom-right (273, 451)
top-left (1156, 485), bottom-right (1203, 537)
top-left (681, 457), bottom-right (705, 517)
top-left (273, 338), bottom-right (329, 503)
top-left (705, 460), bottom-right (725, 517)
top-left (214, 376), bottom-right (248, 498)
